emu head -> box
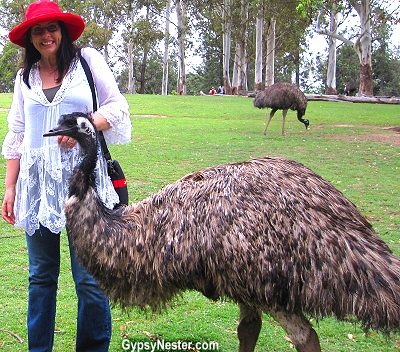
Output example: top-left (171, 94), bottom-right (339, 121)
top-left (43, 112), bottom-right (97, 151)
top-left (297, 109), bottom-right (309, 130)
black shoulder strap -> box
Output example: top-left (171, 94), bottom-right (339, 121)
top-left (78, 49), bottom-right (111, 161)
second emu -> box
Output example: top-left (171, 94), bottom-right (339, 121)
top-left (254, 82), bottom-right (309, 135)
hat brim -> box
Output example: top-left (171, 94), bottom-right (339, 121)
top-left (9, 13), bottom-right (85, 48)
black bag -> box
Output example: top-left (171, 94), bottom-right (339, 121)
top-left (79, 51), bottom-right (129, 207)
top-left (107, 159), bottom-right (129, 206)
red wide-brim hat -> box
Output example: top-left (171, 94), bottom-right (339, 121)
top-left (9, 0), bottom-right (85, 48)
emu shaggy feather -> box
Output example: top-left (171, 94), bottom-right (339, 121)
top-left (44, 113), bottom-right (400, 352)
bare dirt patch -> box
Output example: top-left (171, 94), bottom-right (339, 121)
top-left (131, 114), bottom-right (167, 118)
top-left (317, 125), bottom-right (400, 145)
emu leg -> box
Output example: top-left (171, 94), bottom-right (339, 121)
top-left (281, 109), bottom-right (288, 136)
top-left (237, 303), bottom-right (262, 352)
top-left (267, 309), bottom-right (321, 352)
top-left (263, 109), bottom-right (277, 135)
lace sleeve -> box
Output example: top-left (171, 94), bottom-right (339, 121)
top-left (2, 72), bottom-right (25, 159)
top-left (2, 131), bottom-right (24, 159)
top-left (81, 47), bottom-right (132, 145)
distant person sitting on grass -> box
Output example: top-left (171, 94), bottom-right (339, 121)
top-left (209, 86), bottom-right (216, 95)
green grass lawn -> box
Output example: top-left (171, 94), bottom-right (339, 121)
top-left (0, 93), bottom-right (399, 351)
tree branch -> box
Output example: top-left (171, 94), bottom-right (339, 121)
top-left (0, 329), bottom-right (24, 344)
top-left (315, 10), bottom-right (354, 47)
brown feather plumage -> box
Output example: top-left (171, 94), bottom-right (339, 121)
top-left (68, 157), bottom-right (400, 329)
top-left (45, 113), bottom-right (400, 352)
top-left (254, 82), bottom-right (309, 135)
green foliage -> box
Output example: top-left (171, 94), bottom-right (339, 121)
top-left (0, 93), bottom-right (399, 350)
top-left (0, 42), bottom-right (20, 92)
top-left (336, 44), bottom-right (360, 94)
top-left (296, 0), bottom-right (325, 18)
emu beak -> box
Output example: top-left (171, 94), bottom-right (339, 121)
top-left (43, 129), bottom-right (59, 137)
top-left (43, 126), bottom-right (73, 137)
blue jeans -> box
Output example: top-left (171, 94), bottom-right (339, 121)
top-left (26, 226), bottom-right (111, 352)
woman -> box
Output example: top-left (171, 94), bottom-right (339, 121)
top-left (2, 0), bottom-right (131, 350)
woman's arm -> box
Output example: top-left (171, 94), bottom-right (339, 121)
top-left (80, 47), bottom-right (131, 144)
top-left (2, 159), bottom-right (20, 225)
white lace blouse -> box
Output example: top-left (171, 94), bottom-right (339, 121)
top-left (2, 47), bottom-right (132, 235)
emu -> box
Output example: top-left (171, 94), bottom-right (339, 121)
top-left (345, 81), bottom-right (357, 96)
top-left (44, 112), bottom-right (400, 352)
top-left (254, 82), bottom-right (309, 136)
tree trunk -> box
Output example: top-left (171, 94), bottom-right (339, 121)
top-left (359, 63), bottom-right (373, 95)
top-left (351, 0), bottom-right (373, 96)
top-left (103, 16), bottom-right (110, 63)
top-left (127, 37), bottom-right (136, 94)
top-left (127, 9), bottom-right (136, 94)
top-left (254, 16), bottom-right (263, 91)
top-left (232, 0), bottom-right (248, 94)
top-left (265, 17), bottom-right (276, 87)
top-left (317, 0), bottom-right (374, 96)
top-left (139, 6), bottom-right (151, 94)
top-left (139, 50), bottom-right (148, 94)
top-left (222, 0), bottom-right (233, 95)
top-left (176, 0), bottom-right (187, 95)
top-left (326, 5), bottom-right (337, 95)
top-left (162, 0), bottom-right (170, 95)
top-left (294, 48), bottom-right (300, 86)
top-left (232, 42), bottom-right (239, 95)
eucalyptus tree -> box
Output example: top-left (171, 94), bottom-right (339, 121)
top-left (119, 0), bottom-right (166, 94)
top-left (190, 0), bottom-right (230, 93)
top-left (0, 41), bottom-right (19, 92)
top-left (59, 0), bottom-right (127, 63)
top-left (251, 0), bottom-right (311, 91)
top-left (162, 0), bottom-right (171, 95)
top-left (253, 0), bottom-right (264, 91)
top-left (371, 6), bottom-right (398, 96)
top-left (175, 0), bottom-right (187, 94)
top-left (222, 0), bottom-right (233, 94)
top-left (308, 0), bottom-right (400, 96)
top-left (264, 16), bottom-right (276, 86)
top-left (0, 0), bottom-right (25, 89)
top-left (273, 2), bottom-right (311, 86)
top-left (325, 3), bottom-right (338, 94)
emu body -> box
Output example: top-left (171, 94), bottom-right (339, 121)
top-left (345, 81), bottom-right (357, 96)
top-left (44, 113), bottom-right (400, 352)
top-left (254, 82), bottom-right (309, 135)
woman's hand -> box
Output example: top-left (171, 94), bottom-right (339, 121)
top-left (2, 159), bottom-right (20, 225)
top-left (58, 135), bottom-right (77, 149)
top-left (2, 188), bottom-right (16, 225)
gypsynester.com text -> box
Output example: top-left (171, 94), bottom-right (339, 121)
top-left (121, 339), bottom-right (219, 351)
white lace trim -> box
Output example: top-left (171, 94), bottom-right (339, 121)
top-left (16, 145), bottom-right (119, 236)
top-left (2, 131), bottom-right (24, 159)
top-left (30, 60), bottom-right (78, 106)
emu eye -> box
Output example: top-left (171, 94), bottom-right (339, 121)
top-left (65, 120), bottom-right (76, 128)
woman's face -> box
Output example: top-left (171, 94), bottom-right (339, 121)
top-left (30, 21), bottom-right (62, 59)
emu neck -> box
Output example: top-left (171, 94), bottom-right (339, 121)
top-left (69, 134), bottom-right (98, 199)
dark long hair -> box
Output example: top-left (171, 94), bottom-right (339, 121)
top-left (22, 21), bottom-right (78, 88)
